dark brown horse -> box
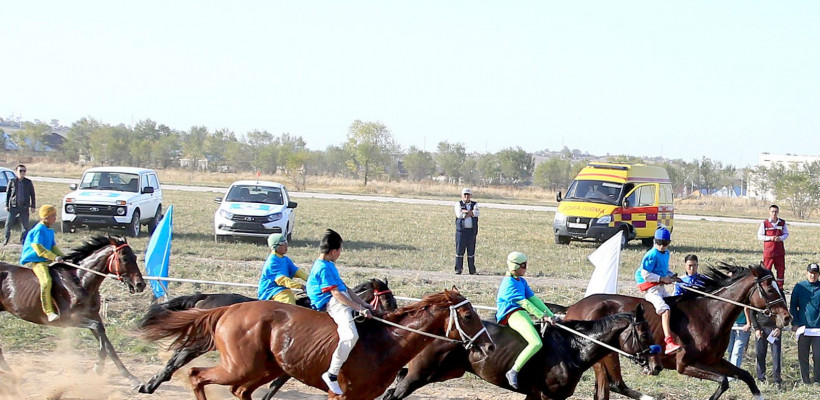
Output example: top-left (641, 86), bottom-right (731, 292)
top-left (381, 304), bottom-right (660, 400)
top-left (138, 278), bottom-right (398, 396)
top-left (0, 235), bottom-right (146, 386)
top-left (565, 264), bottom-right (792, 400)
top-left (140, 287), bottom-right (495, 400)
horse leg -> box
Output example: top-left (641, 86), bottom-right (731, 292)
top-left (0, 346), bottom-right (11, 372)
top-left (189, 362), bottom-right (275, 400)
top-left (596, 354), bottom-right (653, 400)
top-left (139, 348), bottom-right (204, 394)
top-left (260, 375), bottom-right (291, 400)
top-left (88, 320), bottom-right (141, 388)
top-left (676, 360), bottom-right (762, 400)
top-left (88, 327), bottom-right (107, 375)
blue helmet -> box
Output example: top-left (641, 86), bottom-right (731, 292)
top-left (654, 227), bottom-right (671, 241)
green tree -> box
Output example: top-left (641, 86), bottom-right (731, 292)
top-left (533, 157), bottom-right (573, 191)
top-left (403, 146), bottom-right (435, 182)
top-left (344, 120), bottom-right (396, 186)
top-left (476, 153), bottom-right (500, 185)
top-left (496, 147), bottom-right (534, 184)
top-left (773, 161), bottom-right (820, 219)
top-left (435, 141), bottom-right (467, 183)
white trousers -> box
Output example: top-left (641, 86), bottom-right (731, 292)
top-left (327, 296), bottom-right (359, 375)
top-left (644, 284), bottom-right (670, 314)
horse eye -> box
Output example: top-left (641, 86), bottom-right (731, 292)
top-left (462, 312), bottom-right (473, 320)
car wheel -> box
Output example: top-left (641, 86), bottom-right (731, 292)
top-left (128, 210), bottom-right (141, 238)
top-left (286, 224), bottom-right (293, 242)
top-left (554, 234), bottom-right (570, 245)
top-left (641, 237), bottom-right (654, 248)
top-left (147, 205), bottom-right (162, 234)
top-left (620, 227), bottom-right (630, 249)
top-left (61, 221), bottom-right (73, 234)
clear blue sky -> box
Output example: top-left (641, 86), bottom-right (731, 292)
top-left (4, 1), bottom-right (819, 167)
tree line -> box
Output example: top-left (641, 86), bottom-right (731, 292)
top-left (5, 117), bottom-right (818, 218)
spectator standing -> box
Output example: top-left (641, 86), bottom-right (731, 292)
top-left (673, 254), bottom-right (709, 296)
top-left (757, 204), bottom-right (788, 289)
top-left (454, 188), bottom-right (479, 275)
top-left (751, 310), bottom-right (782, 389)
top-left (5, 164), bottom-right (36, 245)
top-left (790, 262), bottom-right (820, 385)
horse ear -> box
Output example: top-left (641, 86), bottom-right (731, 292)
top-left (635, 304), bottom-right (645, 321)
top-left (384, 277), bottom-right (389, 286)
top-left (443, 288), bottom-right (452, 301)
top-left (450, 285), bottom-right (459, 293)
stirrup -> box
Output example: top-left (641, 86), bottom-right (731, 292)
top-left (46, 312), bottom-right (60, 322)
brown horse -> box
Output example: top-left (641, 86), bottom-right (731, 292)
top-left (0, 235), bottom-right (146, 386)
top-left (565, 264), bottom-right (792, 400)
top-left (137, 278), bottom-right (398, 396)
top-left (381, 304), bottom-right (661, 400)
top-left (140, 287), bottom-right (495, 400)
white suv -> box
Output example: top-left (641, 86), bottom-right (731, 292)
top-left (62, 167), bottom-right (163, 237)
top-left (213, 180), bottom-right (297, 243)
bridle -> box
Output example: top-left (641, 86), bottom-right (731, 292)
top-left (622, 319), bottom-right (658, 367)
top-left (369, 288), bottom-right (392, 310)
top-left (445, 299), bottom-right (493, 349)
top-left (106, 243), bottom-right (131, 281)
top-left (750, 274), bottom-right (786, 316)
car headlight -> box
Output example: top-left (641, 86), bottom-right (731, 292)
top-left (554, 212), bottom-right (566, 224)
top-left (219, 209), bottom-right (234, 219)
top-left (65, 204), bottom-right (75, 214)
top-left (116, 207), bottom-right (126, 216)
top-left (597, 215), bottom-right (612, 224)
top-left (266, 212), bottom-right (283, 222)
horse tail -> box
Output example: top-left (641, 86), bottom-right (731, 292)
top-left (138, 306), bottom-right (231, 352)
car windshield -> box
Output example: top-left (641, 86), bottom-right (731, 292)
top-left (225, 185), bottom-right (284, 205)
top-left (564, 180), bottom-right (623, 205)
top-left (79, 172), bottom-right (140, 192)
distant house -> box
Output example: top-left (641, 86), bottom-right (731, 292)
top-left (1, 131), bottom-right (21, 151)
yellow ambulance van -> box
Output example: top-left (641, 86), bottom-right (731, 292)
top-left (553, 162), bottom-right (673, 247)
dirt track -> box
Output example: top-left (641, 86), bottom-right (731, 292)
top-left (0, 350), bottom-right (527, 400)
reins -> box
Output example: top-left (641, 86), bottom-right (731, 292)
top-left (680, 274), bottom-right (785, 315)
top-left (364, 298), bottom-right (491, 348)
top-left (51, 244), bottom-right (131, 282)
top-left (542, 320), bottom-right (656, 363)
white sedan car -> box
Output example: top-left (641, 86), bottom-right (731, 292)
top-left (213, 180), bottom-right (297, 243)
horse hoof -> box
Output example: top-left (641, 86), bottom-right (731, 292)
top-left (93, 364), bottom-right (104, 375)
top-left (753, 395), bottom-right (765, 400)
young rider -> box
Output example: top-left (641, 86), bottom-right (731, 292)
top-left (257, 233), bottom-right (308, 304)
top-left (306, 229), bottom-right (375, 395)
top-left (635, 227), bottom-right (682, 354)
top-left (496, 251), bottom-right (556, 389)
top-left (20, 205), bottom-right (66, 322)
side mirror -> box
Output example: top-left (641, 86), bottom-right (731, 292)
top-left (69, 183), bottom-right (77, 190)
top-left (623, 199), bottom-right (630, 208)
top-left (142, 186), bottom-right (155, 194)
top-left (214, 197), bottom-right (223, 204)
top-left (288, 201), bottom-right (298, 209)
top-left (556, 191), bottom-right (562, 202)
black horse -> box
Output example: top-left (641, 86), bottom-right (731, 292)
top-left (381, 304), bottom-right (661, 400)
top-left (138, 278), bottom-right (397, 396)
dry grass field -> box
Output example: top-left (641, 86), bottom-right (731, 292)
top-left (0, 169), bottom-right (818, 399)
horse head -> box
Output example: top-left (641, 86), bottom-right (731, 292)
top-left (443, 286), bottom-right (495, 356)
top-left (749, 263), bottom-right (791, 328)
top-left (618, 304), bottom-right (662, 375)
top-left (67, 235), bottom-right (146, 294)
top-left (371, 278), bottom-right (398, 312)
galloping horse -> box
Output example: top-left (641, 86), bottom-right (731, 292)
top-left (565, 264), bottom-right (792, 400)
top-left (0, 235), bottom-right (146, 386)
top-left (138, 278), bottom-right (398, 396)
top-left (382, 304), bottom-right (660, 400)
top-left (140, 287), bottom-right (495, 400)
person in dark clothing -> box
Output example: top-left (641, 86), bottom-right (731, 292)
top-left (790, 262), bottom-right (820, 385)
top-left (454, 187), bottom-right (479, 275)
top-left (5, 164), bottom-right (36, 245)
top-left (751, 310), bottom-right (783, 389)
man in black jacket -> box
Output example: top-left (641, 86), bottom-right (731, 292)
top-left (5, 164), bottom-right (36, 245)
top-left (751, 310), bottom-right (783, 390)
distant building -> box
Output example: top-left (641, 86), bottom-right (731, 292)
top-left (748, 152), bottom-right (820, 200)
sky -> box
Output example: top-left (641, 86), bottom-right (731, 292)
top-left (3, 1), bottom-right (819, 167)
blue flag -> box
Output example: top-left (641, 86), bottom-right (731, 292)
top-left (145, 205), bottom-right (173, 298)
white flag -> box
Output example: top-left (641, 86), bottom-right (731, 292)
top-left (585, 231), bottom-right (622, 297)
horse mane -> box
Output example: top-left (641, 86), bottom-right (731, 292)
top-left (552, 312), bottom-right (634, 344)
top-left (64, 235), bottom-right (126, 263)
top-left (383, 291), bottom-right (460, 321)
top-left (675, 262), bottom-right (769, 300)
